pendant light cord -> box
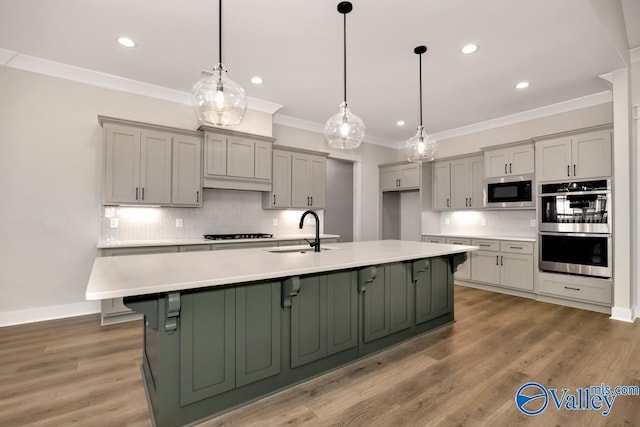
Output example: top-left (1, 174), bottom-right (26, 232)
top-left (418, 52), bottom-right (423, 127)
top-left (219, 0), bottom-right (223, 64)
top-left (343, 11), bottom-right (347, 104)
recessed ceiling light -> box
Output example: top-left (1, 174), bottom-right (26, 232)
top-left (396, 120), bottom-right (405, 126)
top-left (251, 76), bottom-right (263, 85)
top-left (117, 37), bottom-right (136, 48)
top-left (515, 81), bottom-right (530, 89)
top-left (460, 44), bottom-right (478, 54)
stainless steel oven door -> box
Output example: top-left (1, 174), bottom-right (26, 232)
top-left (539, 232), bottom-right (612, 278)
top-left (539, 190), bottom-right (611, 233)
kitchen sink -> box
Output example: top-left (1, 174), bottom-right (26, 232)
top-left (265, 246), bottom-right (337, 254)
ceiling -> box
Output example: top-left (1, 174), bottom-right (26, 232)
top-left (0, 0), bottom-right (638, 144)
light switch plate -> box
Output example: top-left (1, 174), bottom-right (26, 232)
top-left (110, 218), bottom-right (118, 228)
top-left (530, 219), bottom-right (536, 227)
top-left (176, 218), bottom-right (183, 228)
top-left (444, 218), bottom-right (450, 225)
top-left (273, 218), bottom-right (279, 226)
top-left (481, 218), bottom-right (487, 226)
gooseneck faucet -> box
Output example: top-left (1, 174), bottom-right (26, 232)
top-left (299, 210), bottom-right (321, 252)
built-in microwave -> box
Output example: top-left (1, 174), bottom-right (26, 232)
top-left (485, 175), bottom-right (534, 208)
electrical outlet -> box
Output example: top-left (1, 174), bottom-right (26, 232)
top-left (481, 218), bottom-right (487, 226)
top-left (530, 219), bottom-right (536, 227)
top-left (272, 218), bottom-right (279, 226)
top-left (176, 218), bottom-right (183, 228)
top-left (110, 218), bottom-right (118, 228)
top-left (444, 218), bottom-right (450, 225)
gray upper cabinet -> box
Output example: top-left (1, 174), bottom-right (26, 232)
top-left (172, 134), bottom-right (202, 206)
top-left (379, 162), bottom-right (420, 191)
top-left (201, 127), bottom-right (275, 191)
top-left (536, 129), bottom-right (612, 182)
top-left (266, 149), bottom-right (292, 208)
top-left (101, 117), bottom-right (202, 207)
top-left (434, 155), bottom-right (484, 210)
top-left (292, 152), bottom-right (326, 209)
top-left (484, 143), bottom-right (534, 178)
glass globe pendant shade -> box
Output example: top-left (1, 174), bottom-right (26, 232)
top-left (192, 64), bottom-right (248, 127)
top-left (406, 126), bottom-right (437, 162)
top-left (324, 103), bottom-right (365, 149)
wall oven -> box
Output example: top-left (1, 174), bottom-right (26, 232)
top-left (538, 179), bottom-right (612, 279)
top-left (485, 175), bottom-right (534, 208)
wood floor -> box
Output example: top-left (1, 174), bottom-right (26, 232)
top-left (1, 286), bottom-right (639, 426)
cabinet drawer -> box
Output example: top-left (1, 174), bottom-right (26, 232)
top-left (471, 239), bottom-right (499, 252)
top-left (446, 238), bottom-right (471, 246)
top-left (500, 241), bottom-right (534, 254)
top-left (538, 274), bottom-right (612, 305)
top-left (423, 236), bottom-right (446, 244)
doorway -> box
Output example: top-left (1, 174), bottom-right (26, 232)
top-left (325, 158), bottom-right (354, 242)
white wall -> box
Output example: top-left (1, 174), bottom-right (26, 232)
top-left (272, 124), bottom-right (398, 241)
top-left (0, 66), bottom-right (272, 326)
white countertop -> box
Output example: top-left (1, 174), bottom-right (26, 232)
top-left (422, 233), bottom-right (536, 242)
top-left (86, 240), bottom-right (477, 300)
top-left (97, 234), bottom-right (340, 249)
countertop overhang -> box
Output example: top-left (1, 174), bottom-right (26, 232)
top-left (86, 240), bottom-right (477, 300)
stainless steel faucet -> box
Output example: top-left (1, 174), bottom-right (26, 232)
top-left (299, 210), bottom-right (321, 252)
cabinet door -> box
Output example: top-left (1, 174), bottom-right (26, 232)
top-left (236, 282), bottom-right (281, 386)
top-left (450, 159), bottom-right (469, 209)
top-left (399, 164), bottom-right (420, 189)
top-left (469, 156), bottom-right (485, 209)
top-left (270, 150), bottom-right (292, 208)
top-left (172, 135), bottom-right (202, 206)
top-left (380, 166), bottom-right (399, 191)
top-left (361, 265), bottom-right (390, 343)
top-left (254, 140), bottom-right (272, 180)
top-left (471, 251), bottom-right (501, 285)
top-left (536, 137), bottom-right (572, 182)
top-left (104, 125), bottom-right (141, 204)
top-left (205, 133), bottom-right (227, 177)
top-left (180, 288), bottom-right (236, 406)
top-left (500, 253), bottom-right (534, 291)
top-left (309, 156), bottom-right (326, 208)
top-left (429, 257), bottom-right (453, 320)
top-left (509, 144), bottom-right (534, 175)
top-left (326, 271), bottom-right (358, 355)
top-left (387, 263), bottom-right (412, 334)
top-left (432, 162), bottom-right (451, 210)
top-left (413, 259), bottom-right (433, 325)
top-left (572, 130), bottom-right (612, 179)
top-left (290, 275), bottom-right (327, 368)
top-left (140, 130), bottom-right (172, 204)
top-left (227, 137), bottom-right (255, 178)
top-left (484, 148), bottom-right (510, 178)
top-left (291, 154), bottom-right (310, 208)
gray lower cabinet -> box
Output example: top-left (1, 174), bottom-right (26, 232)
top-left (290, 271), bottom-right (358, 368)
top-left (179, 282), bottom-right (281, 406)
top-left (413, 257), bottom-right (452, 324)
top-left (361, 262), bottom-right (412, 343)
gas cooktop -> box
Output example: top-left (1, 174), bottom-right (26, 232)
top-left (203, 233), bottom-right (273, 241)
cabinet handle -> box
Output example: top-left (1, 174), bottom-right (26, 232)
top-left (196, 190), bottom-right (199, 203)
top-left (479, 244), bottom-right (491, 247)
top-left (446, 198), bottom-right (450, 208)
top-left (135, 187), bottom-right (139, 200)
top-left (567, 165), bottom-right (570, 177)
top-left (504, 164), bottom-right (507, 174)
top-left (496, 255), bottom-right (499, 265)
top-left (465, 198), bottom-right (468, 207)
top-left (500, 256), bottom-right (503, 266)
top-left (573, 164), bottom-right (576, 176)
top-left (307, 196), bottom-right (310, 206)
top-left (273, 194), bottom-right (276, 205)
top-left (469, 197), bottom-right (472, 206)
top-left (398, 179), bottom-right (401, 187)
top-left (564, 286), bottom-right (581, 291)
top-left (310, 196), bottom-right (313, 206)
top-left (510, 246), bottom-right (523, 249)
top-left (509, 163), bottom-right (512, 174)
top-left (141, 187), bottom-right (145, 201)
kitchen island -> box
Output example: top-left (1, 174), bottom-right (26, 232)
top-left (86, 240), bottom-right (475, 427)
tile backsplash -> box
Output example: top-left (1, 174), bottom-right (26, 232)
top-left (439, 210), bottom-right (536, 237)
top-left (100, 189), bottom-right (323, 242)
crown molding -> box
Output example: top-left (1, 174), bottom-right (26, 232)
top-left (431, 91), bottom-right (613, 142)
top-left (0, 49), bottom-right (282, 114)
top-left (273, 113), bottom-right (397, 149)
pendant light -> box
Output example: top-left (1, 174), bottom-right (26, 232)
top-left (192, 0), bottom-right (247, 127)
top-left (406, 45), bottom-right (437, 162)
top-left (324, 1), bottom-right (365, 150)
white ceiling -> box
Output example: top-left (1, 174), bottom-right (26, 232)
top-left (0, 0), bottom-right (637, 143)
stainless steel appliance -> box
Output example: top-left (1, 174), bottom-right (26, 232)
top-left (485, 175), bottom-right (534, 208)
top-left (539, 179), bottom-right (610, 233)
top-left (203, 233), bottom-right (273, 240)
top-left (538, 179), bottom-right (612, 278)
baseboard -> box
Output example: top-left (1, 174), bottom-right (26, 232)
top-left (610, 306), bottom-right (635, 323)
top-left (0, 301), bottom-right (101, 327)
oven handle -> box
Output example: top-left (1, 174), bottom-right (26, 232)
top-left (539, 231), bottom-right (612, 238)
top-left (539, 190), bottom-right (611, 197)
